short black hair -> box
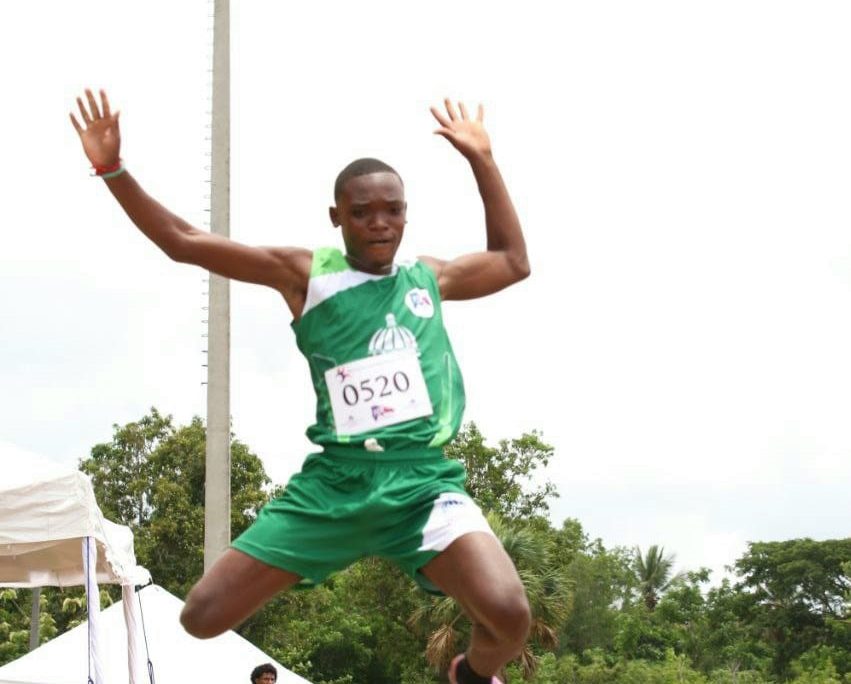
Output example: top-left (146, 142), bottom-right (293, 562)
top-left (250, 663), bottom-right (277, 684)
top-left (334, 157), bottom-right (402, 200)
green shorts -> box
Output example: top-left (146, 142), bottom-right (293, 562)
top-left (232, 446), bottom-right (495, 593)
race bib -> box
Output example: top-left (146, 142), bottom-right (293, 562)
top-left (325, 349), bottom-right (433, 436)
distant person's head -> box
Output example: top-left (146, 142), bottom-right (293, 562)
top-left (250, 663), bottom-right (277, 684)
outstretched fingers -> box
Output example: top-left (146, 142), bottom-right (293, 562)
top-left (444, 98), bottom-right (459, 121)
top-left (430, 104), bottom-right (452, 131)
top-left (85, 88), bottom-right (101, 120)
top-left (71, 88), bottom-right (116, 136)
top-left (76, 96), bottom-right (92, 126)
top-left (429, 98), bottom-right (490, 157)
top-left (100, 89), bottom-right (111, 118)
top-left (69, 112), bottom-right (83, 135)
top-left (430, 98), bottom-right (483, 129)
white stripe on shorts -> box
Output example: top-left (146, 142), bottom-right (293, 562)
top-left (418, 492), bottom-right (496, 552)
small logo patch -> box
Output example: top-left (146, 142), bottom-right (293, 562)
top-left (371, 405), bottom-right (395, 420)
top-left (438, 494), bottom-right (468, 510)
top-left (405, 288), bottom-right (434, 319)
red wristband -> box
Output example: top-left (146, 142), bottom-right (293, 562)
top-left (93, 160), bottom-right (122, 176)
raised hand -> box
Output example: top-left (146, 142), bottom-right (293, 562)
top-left (69, 89), bottom-right (121, 169)
top-left (430, 99), bottom-right (492, 160)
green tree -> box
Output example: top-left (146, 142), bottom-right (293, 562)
top-left (80, 407), bottom-right (172, 525)
top-left (0, 589), bottom-right (32, 665)
top-left (733, 539), bottom-right (851, 680)
top-left (654, 570), bottom-right (711, 667)
top-left (614, 603), bottom-right (676, 662)
top-left (445, 422), bottom-right (557, 520)
top-left (634, 546), bottom-right (681, 611)
top-left (559, 533), bottom-right (636, 656)
top-left (790, 646), bottom-right (846, 684)
top-left (80, 409), bottom-right (271, 597)
top-left (701, 578), bottom-right (772, 678)
top-left (0, 587), bottom-right (114, 667)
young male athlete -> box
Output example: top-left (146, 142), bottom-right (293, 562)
top-left (71, 89), bottom-right (531, 684)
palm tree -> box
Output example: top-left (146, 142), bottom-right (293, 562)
top-left (408, 513), bottom-right (573, 680)
top-left (633, 545), bottom-right (681, 610)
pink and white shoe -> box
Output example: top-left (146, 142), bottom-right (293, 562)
top-left (448, 654), bottom-right (504, 684)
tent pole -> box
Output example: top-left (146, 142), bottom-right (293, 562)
top-left (28, 587), bottom-right (40, 650)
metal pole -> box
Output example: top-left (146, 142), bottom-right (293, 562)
top-left (28, 587), bottom-right (40, 651)
top-left (204, 0), bottom-right (231, 571)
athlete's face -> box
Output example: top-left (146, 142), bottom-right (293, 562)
top-left (329, 172), bottom-right (406, 275)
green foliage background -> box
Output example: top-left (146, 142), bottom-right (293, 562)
top-left (2, 411), bottom-right (848, 684)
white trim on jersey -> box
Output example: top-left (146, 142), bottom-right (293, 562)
top-left (302, 267), bottom-right (394, 316)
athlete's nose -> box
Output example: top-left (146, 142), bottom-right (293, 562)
top-left (369, 211), bottom-right (388, 226)
top-left (368, 212), bottom-right (391, 231)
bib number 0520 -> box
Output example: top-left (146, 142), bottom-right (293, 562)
top-left (325, 350), bottom-right (433, 436)
top-left (342, 371), bottom-right (410, 406)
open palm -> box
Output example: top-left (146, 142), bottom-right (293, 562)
top-left (430, 99), bottom-right (492, 159)
top-left (69, 89), bottom-right (121, 168)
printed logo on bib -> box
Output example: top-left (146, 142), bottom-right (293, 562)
top-left (325, 349), bottom-right (433, 436)
top-left (405, 288), bottom-right (434, 319)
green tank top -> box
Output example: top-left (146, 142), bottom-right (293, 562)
top-left (292, 247), bottom-right (465, 452)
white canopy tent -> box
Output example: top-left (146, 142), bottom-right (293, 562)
top-left (0, 449), bottom-right (310, 683)
top-left (0, 469), bottom-right (151, 588)
top-left (0, 584), bottom-right (312, 684)
top-left (0, 454), bottom-right (152, 684)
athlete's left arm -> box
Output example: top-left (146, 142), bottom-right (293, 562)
top-left (420, 99), bottom-right (530, 301)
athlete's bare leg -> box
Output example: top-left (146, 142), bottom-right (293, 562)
top-left (180, 548), bottom-right (302, 638)
top-left (421, 532), bottom-right (531, 677)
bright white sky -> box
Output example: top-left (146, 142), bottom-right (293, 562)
top-left (2, 1), bottom-right (850, 584)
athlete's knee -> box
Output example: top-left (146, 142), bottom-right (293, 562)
top-left (502, 591), bottom-right (532, 646)
top-left (180, 585), bottom-right (225, 639)
top-left (482, 586), bottom-right (532, 649)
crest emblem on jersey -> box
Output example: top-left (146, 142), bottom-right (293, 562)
top-left (368, 313), bottom-right (419, 356)
top-left (404, 288), bottom-right (434, 319)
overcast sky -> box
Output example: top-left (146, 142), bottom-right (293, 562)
top-left (2, 1), bottom-right (850, 584)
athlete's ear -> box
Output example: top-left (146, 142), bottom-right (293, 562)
top-left (329, 206), bottom-right (340, 227)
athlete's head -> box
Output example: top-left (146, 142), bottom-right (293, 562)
top-left (333, 157), bottom-right (402, 201)
top-left (329, 158), bottom-right (407, 276)
top-left (250, 663), bottom-right (277, 684)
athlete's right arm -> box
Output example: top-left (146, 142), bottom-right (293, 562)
top-left (70, 89), bottom-right (310, 316)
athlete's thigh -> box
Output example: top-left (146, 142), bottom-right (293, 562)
top-left (182, 548), bottom-right (302, 637)
top-left (419, 532), bottom-right (526, 622)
